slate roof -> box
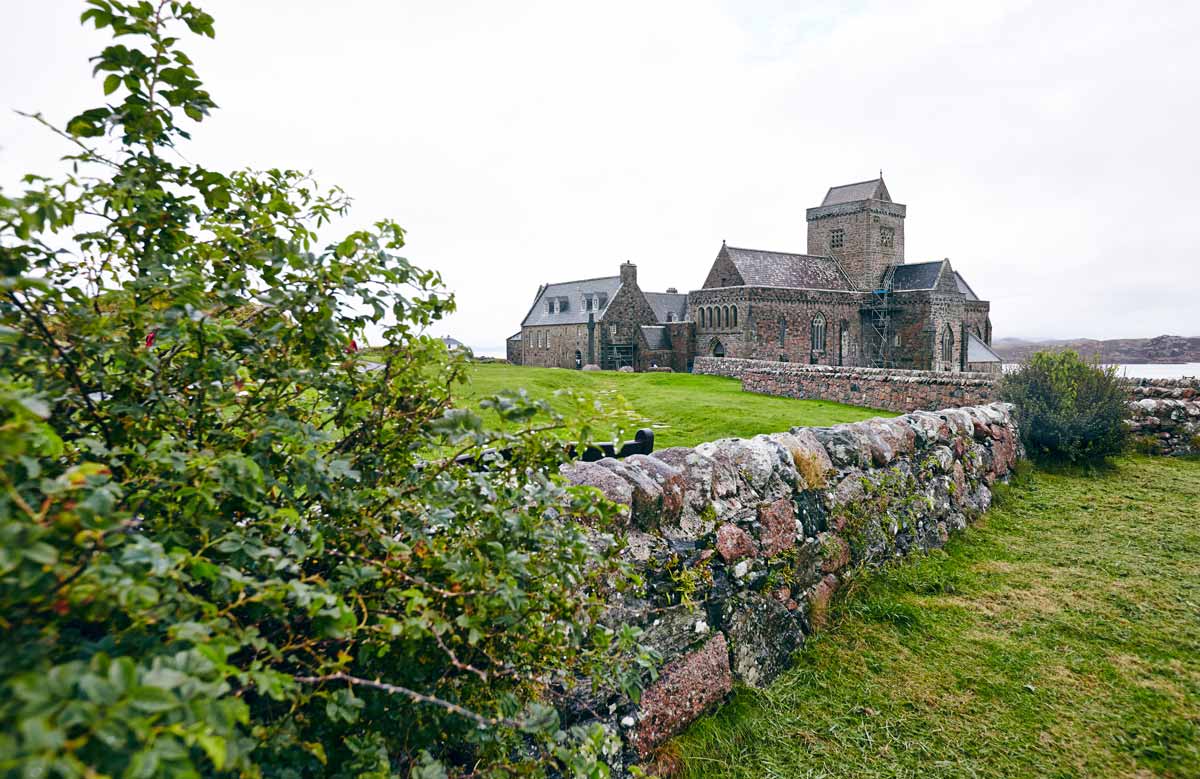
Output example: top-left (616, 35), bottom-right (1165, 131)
top-left (507, 332), bottom-right (521, 342)
top-left (821, 178), bottom-right (887, 206)
top-left (644, 292), bottom-right (688, 323)
top-left (521, 276), bottom-right (622, 326)
top-left (967, 332), bottom-right (1002, 363)
top-left (640, 325), bottom-right (669, 350)
top-left (723, 246), bottom-right (853, 290)
top-left (890, 261), bottom-right (944, 291)
top-left (954, 271), bottom-right (980, 301)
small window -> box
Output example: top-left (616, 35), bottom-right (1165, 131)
top-left (547, 300), bottom-right (555, 314)
top-left (778, 317), bottom-right (787, 345)
top-left (609, 324), bottom-right (618, 339)
top-left (666, 312), bottom-right (675, 322)
top-left (830, 228), bottom-right (845, 249)
top-left (880, 226), bottom-right (895, 249)
top-left (893, 332), bottom-right (901, 347)
top-left (941, 325), bottom-right (953, 363)
top-left (558, 297), bottom-right (569, 312)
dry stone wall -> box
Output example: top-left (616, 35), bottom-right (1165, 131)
top-left (556, 402), bottom-right (1023, 773)
top-left (694, 356), bottom-right (998, 412)
top-left (1126, 378), bottom-right (1200, 455)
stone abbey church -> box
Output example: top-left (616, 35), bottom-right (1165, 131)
top-left (507, 177), bottom-right (1002, 374)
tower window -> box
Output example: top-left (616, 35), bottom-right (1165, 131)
top-left (830, 228), bottom-right (845, 249)
top-left (941, 325), bottom-right (953, 363)
top-left (880, 226), bottom-right (895, 249)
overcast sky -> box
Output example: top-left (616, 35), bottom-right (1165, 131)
top-left (3, 0), bottom-right (1198, 353)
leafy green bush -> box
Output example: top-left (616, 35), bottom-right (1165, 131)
top-left (1000, 350), bottom-right (1130, 464)
top-left (0, 2), bottom-right (651, 777)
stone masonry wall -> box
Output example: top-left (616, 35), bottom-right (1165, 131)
top-left (556, 403), bottom-right (1023, 773)
top-left (1126, 378), bottom-right (1200, 455)
top-left (695, 357), bottom-right (998, 413)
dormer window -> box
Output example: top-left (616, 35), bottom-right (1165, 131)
top-left (547, 299), bottom-right (556, 314)
top-left (558, 297), bottom-right (569, 312)
top-left (597, 294), bottom-right (608, 309)
top-left (584, 296), bottom-right (594, 312)
top-left (880, 226), bottom-right (895, 248)
top-left (830, 228), bottom-right (845, 249)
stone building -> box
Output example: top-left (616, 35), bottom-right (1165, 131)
top-left (510, 176), bottom-right (999, 373)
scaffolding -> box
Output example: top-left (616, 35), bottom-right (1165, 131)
top-left (601, 343), bottom-right (635, 371)
top-left (862, 265), bottom-right (896, 368)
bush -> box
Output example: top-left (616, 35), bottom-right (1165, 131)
top-left (0, 3), bottom-right (650, 777)
top-left (1000, 350), bottom-right (1130, 464)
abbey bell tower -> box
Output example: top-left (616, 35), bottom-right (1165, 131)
top-left (806, 177), bottom-right (906, 290)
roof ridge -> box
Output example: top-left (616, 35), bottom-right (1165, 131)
top-left (541, 274), bottom-right (620, 288)
top-left (829, 177), bottom-right (882, 189)
top-left (725, 244), bottom-right (826, 259)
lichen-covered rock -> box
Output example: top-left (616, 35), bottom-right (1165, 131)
top-left (598, 458), bottom-right (663, 530)
top-left (756, 498), bottom-right (798, 557)
top-left (715, 522), bottom-right (758, 563)
top-left (625, 454), bottom-right (686, 524)
top-left (817, 533), bottom-right (850, 574)
top-left (560, 460), bottom-right (632, 518)
top-left (722, 593), bottom-right (805, 687)
top-left (814, 425), bottom-right (871, 468)
top-left (631, 632), bottom-right (732, 757)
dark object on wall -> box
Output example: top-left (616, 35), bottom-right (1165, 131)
top-left (454, 428), bottom-right (655, 470)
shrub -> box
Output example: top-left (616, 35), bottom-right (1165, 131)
top-left (0, 3), bottom-right (650, 777)
top-left (1000, 350), bottom-right (1130, 464)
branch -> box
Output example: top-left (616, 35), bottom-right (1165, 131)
top-left (293, 672), bottom-right (526, 730)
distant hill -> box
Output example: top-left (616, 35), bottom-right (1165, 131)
top-left (991, 335), bottom-right (1200, 364)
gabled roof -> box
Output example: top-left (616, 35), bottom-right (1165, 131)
top-left (821, 177), bottom-right (891, 206)
top-left (967, 332), bottom-right (1002, 363)
top-left (521, 275), bottom-right (622, 326)
top-left (890, 261), bottom-right (944, 291)
top-left (644, 291), bottom-right (688, 323)
top-left (723, 245), bottom-right (853, 290)
top-left (954, 271), bottom-right (980, 301)
top-left (640, 325), bottom-right (669, 350)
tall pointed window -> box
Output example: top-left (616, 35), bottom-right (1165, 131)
top-left (732, 306), bottom-right (738, 327)
top-left (941, 325), bottom-right (954, 364)
top-left (811, 314), bottom-right (826, 352)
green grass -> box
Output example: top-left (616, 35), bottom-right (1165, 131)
top-left (453, 363), bottom-right (893, 449)
top-left (673, 455), bottom-right (1200, 778)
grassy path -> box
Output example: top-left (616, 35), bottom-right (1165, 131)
top-left (675, 456), bottom-right (1200, 778)
top-left (456, 363), bottom-right (892, 449)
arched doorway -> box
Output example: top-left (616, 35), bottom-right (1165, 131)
top-left (574, 350), bottom-right (582, 369)
top-left (712, 340), bottom-right (725, 358)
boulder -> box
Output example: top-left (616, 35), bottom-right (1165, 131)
top-left (715, 523), bottom-right (757, 563)
top-left (757, 498), bottom-right (798, 557)
top-left (631, 632), bottom-right (733, 757)
top-left (722, 593), bottom-right (806, 687)
top-left (559, 460), bottom-right (632, 519)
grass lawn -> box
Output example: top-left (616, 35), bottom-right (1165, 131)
top-left (454, 363), bottom-right (893, 449)
top-left (673, 455), bottom-right (1200, 778)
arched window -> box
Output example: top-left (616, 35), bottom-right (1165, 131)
top-left (839, 321), bottom-right (851, 366)
top-left (699, 308), bottom-right (705, 327)
top-left (985, 318), bottom-right (992, 344)
top-left (722, 305), bottom-right (729, 329)
top-left (778, 317), bottom-right (787, 346)
top-left (732, 306), bottom-right (738, 327)
top-left (941, 325), bottom-right (954, 364)
top-left (709, 306), bottom-right (716, 327)
top-left (811, 314), bottom-right (826, 353)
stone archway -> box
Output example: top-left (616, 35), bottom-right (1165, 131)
top-left (711, 339), bottom-right (725, 358)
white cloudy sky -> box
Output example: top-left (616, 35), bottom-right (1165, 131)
top-left (3, 0), bottom-right (1198, 354)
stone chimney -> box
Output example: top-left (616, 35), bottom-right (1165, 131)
top-left (620, 261), bottom-right (637, 288)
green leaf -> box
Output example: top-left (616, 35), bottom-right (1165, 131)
top-left (103, 73), bottom-right (121, 95)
